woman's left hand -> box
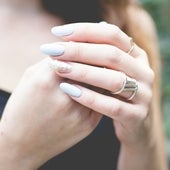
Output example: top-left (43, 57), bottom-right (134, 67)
top-left (40, 22), bottom-right (154, 148)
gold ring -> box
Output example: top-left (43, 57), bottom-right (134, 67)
top-left (127, 38), bottom-right (135, 55)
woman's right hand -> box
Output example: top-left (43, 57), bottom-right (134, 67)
top-left (0, 58), bottom-right (102, 170)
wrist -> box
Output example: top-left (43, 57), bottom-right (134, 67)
top-left (121, 114), bottom-right (155, 151)
top-left (0, 134), bottom-right (38, 170)
top-left (121, 136), bottom-right (156, 155)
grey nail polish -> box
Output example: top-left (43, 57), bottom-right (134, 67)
top-left (99, 21), bottom-right (108, 25)
top-left (51, 26), bottom-right (74, 36)
top-left (40, 44), bottom-right (65, 56)
top-left (60, 83), bottom-right (82, 97)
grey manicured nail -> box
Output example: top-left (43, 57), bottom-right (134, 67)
top-left (51, 25), bottom-right (74, 36)
top-left (60, 83), bottom-right (82, 97)
top-left (40, 44), bottom-right (65, 56)
top-left (99, 21), bottom-right (108, 25)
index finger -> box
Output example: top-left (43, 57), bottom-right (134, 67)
top-left (51, 22), bottom-right (142, 56)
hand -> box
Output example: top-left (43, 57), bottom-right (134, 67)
top-left (0, 58), bottom-right (102, 170)
top-left (40, 22), bottom-right (154, 148)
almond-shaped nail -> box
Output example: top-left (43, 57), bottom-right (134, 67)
top-left (51, 25), bottom-right (74, 36)
top-left (48, 60), bottom-right (72, 73)
top-left (40, 43), bottom-right (65, 56)
top-left (60, 83), bottom-right (82, 97)
top-left (99, 21), bottom-right (108, 25)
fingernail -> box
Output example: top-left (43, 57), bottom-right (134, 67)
top-left (48, 60), bottom-right (72, 73)
top-left (99, 21), bottom-right (108, 25)
top-left (60, 83), bottom-right (82, 97)
top-left (40, 43), bottom-right (65, 56)
top-left (51, 25), bottom-right (74, 36)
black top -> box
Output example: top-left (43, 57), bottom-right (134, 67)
top-left (42, 0), bottom-right (102, 23)
top-left (0, 89), bottom-right (120, 170)
top-left (0, 89), bottom-right (11, 115)
top-left (39, 116), bottom-right (120, 170)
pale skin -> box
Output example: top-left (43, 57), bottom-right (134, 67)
top-left (0, 0), bottom-right (168, 170)
top-left (42, 22), bottom-right (162, 170)
top-left (0, 1), bottom-right (103, 169)
top-left (0, 58), bottom-right (102, 170)
top-left (0, 0), bottom-right (64, 91)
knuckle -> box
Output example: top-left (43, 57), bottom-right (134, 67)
top-left (35, 79), bottom-right (51, 92)
top-left (32, 75), bottom-right (52, 93)
top-left (138, 104), bottom-right (149, 117)
top-left (139, 49), bottom-right (148, 62)
top-left (147, 90), bottom-right (153, 101)
top-left (70, 42), bottom-right (84, 60)
top-left (85, 95), bottom-right (97, 108)
top-left (144, 88), bottom-right (153, 105)
top-left (141, 49), bottom-right (147, 56)
top-left (126, 108), bottom-right (146, 124)
top-left (78, 68), bottom-right (88, 80)
top-left (24, 65), bottom-right (36, 78)
top-left (148, 68), bottom-right (155, 84)
top-left (108, 48), bottom-right (122, 65)
top-left (111, 73), bottom-right (125, 92)
top-left (112, 25), bottom-right (121, 38)
top-left (23, 60), bottom-right (55, 93)
top-left (144, 66), bottom-right (155, 85)
top-left (137, 105), bottom-right (149, 120)
top-left (80, 24), bottom-right (90, 36)
top-left (85, 112), bottom-right (101, 132)
top-left (109, 103), bottom-right (121, 118)
top-left (33, 73), bottom-right (54, 92)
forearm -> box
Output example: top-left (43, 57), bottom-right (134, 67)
top-left (0, 133), bottom-right (37, 170)
top-left (117, 115), bottom-right (168, 170)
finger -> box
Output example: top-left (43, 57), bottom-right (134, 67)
top-left (59, 82), bottom-right (146, 126)
top-left (49, 60), bottom-right (151, 103)
top-left (51, 22), bottom-right (143, 57)
top-left (41, 41), bottom-right (150, 81)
